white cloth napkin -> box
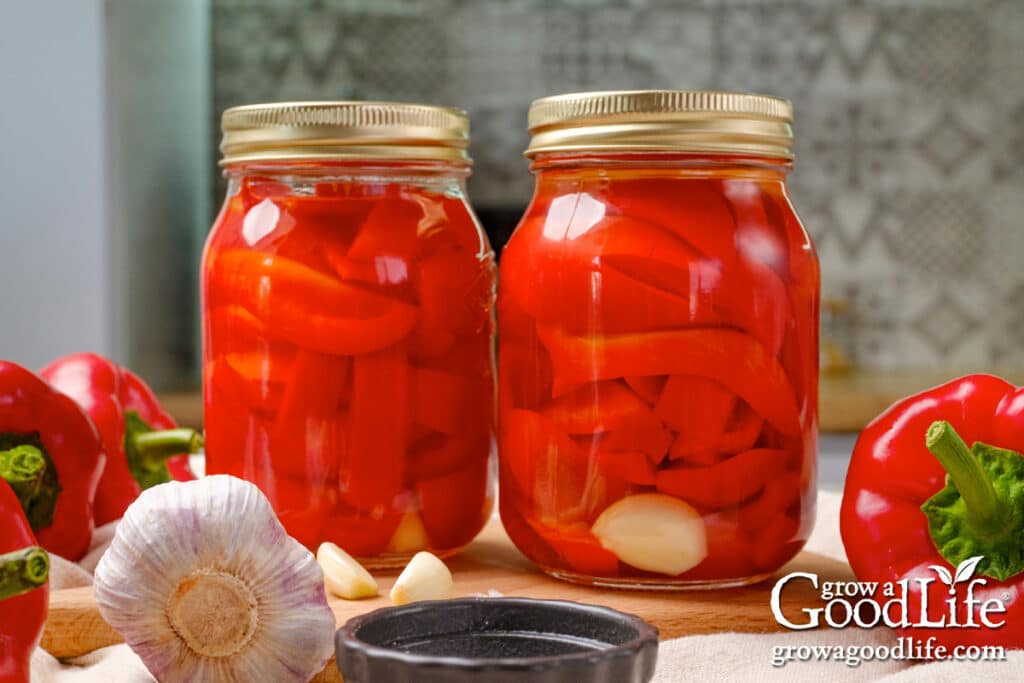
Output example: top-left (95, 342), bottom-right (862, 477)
top-left (34, 491), bottom-right (1022, 681)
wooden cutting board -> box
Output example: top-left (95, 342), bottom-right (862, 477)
top-left (42, 520), bottom-right (853, 682)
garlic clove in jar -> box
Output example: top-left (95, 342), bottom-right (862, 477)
top-left (386, 510), bottom-right (429, 554)
top-left (591, 493), bottom-right (708, 576)
top-left (93, 475), bottom-right (336, 683)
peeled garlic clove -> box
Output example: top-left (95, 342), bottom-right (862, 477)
top-left (591, 493), bottom-right (708, 576)
top-left (93, 475), bottom-right (335, 683)
top-left (386, 510), bottom-right (428, 554)
top-left (317, 542), bottom-right (378, 600)
top-left (390, 551), bottom-right (453, 606)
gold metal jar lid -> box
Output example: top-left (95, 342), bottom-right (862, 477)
top-left (220, 101), bottom-right (471, 166)
top-left (526, 90), bottom-right (794, 159)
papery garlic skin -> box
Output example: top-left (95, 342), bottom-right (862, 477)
top-left (93, 475), bottom-right (335, 683)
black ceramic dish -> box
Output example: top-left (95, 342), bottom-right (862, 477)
top-left (335, 597), bottom-right (659, 683)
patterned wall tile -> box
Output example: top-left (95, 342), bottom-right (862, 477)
top-left (211, 0), bottom-right (1024, 371)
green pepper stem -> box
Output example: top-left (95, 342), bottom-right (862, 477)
top-left (926, 421), bottom-right (1004, 532)
top-left (131, 428), bottom-right (203, 465)
top-left (0, 446), bottom-right (46, 510)
top-left (0, 546), bottom-right (49, 600)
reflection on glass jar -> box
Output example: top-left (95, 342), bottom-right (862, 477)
top-left (498, 91), bottom-right (819, 588)
top-left (202, 102), bottom-right (496, 567)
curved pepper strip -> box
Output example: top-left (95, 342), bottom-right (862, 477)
top-left (40, 353), bottom-right (201, 525)
top-left (668, 404), bottom-right (764, 464)
top-left (542, 379), bottom-right (654, 434)
top-left (537, 326), bottom-right (802, 437)
top-left (840, 375), bottom-right (1024, 651)
top-left (501, 409), bottom-right (629, 524)
top-left (604, 178), bottom-right (739, 264)
top-left (656, 448), bottom-right (789, 509)
top-left (209, 250), bottom-right (418, 355)
top-left (0, 362), bottom-right (105, 561)
top-left (0, 478), bottom-right (48, 683)
top-left (502, 215), bottom-right (787, 353)
top-left (417, 455), bottom-right (490, 551)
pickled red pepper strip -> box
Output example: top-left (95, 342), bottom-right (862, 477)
top-left (538, 326), bottom-right (802, 436)
top-left (655, 448), bottom-right (789, 508)
top-left (344, 345), bottom-right (408, 511)
top-left (624, 376), bottom-right (666, 404)
top-left (275, 350), bottom-right (349, 424)
top-left (543, 380), bottom-right (655, 434)
top-left (504, 215), bottom-right (786, 347)
top-left (409, 367), bottom-right (478, 435)
top-left (605, 179), bottom-right (739, 264)
top-left (417, 457), bottom-right (489, 550)
top-left (655, 376), bottom-right (735, 437)
top-left (210, 250), bottom-right (417, 355)
top-left (668, 406), bottom-right (764, 462)
top-left (589, 408), bottom-right (674, 465)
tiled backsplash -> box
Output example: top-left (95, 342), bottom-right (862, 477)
top-left (212, 0), bottom-right (1024, 371)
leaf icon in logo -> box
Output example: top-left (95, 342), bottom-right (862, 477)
top-left (930, 564), bottom-right (954, 587)
top-left (954, 556), bottom-right (984, 584)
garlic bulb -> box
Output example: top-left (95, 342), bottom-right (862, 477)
top-left (93, 475), bottom-right (336, 683)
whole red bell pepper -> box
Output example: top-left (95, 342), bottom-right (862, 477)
top-left (841, 374), bottom-right (1024, 651)
top-left (0, 458), bottom-right (49, 683)
top-left (40, 353), bottom-right (201, 525)
top-left (0, 361), bottom-right (105, 561)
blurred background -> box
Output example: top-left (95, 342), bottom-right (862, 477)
top-left (1, 0), bottom-right (1022, 455)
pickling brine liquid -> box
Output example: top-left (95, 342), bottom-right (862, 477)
top-left (498, 155), bottom-right (819, 588)
top-left (202, 165), bottom-right (496, 565)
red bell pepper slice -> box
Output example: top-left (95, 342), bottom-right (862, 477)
top-left (209, 250), bottom-right (418, 355)
top-left (417, 456), bottom-right (490, 551)
top-left (655, 448), bottom-right (789, 509)
top-left (342, 345), bottom-right (408, 512)
top-left (526, 518), bottom-right (620, 576)
top-left (0, 361), bottom-right (105, 561)
top-left (327, 197), bottom-right (421, 293)
top-left (624, 375), bottom-right (666, 404)
top-left (718, 178), bottom-right (788, 277)
top-left (751, 514), bottom-right (801, 572)
top-left (604, 178), bottom-right (739, 264)
top-left (669, 402), bottom-right (764, 462)
top-left (249, 474), bottom-right (333, 550)
top-left (323, 506), bottom-right (404, 559)
top-left (406, 431), bottom-right (491, 481)
top-left (40, 353), bottom-right (202, 525)
top-left (591, 448), bottom-right (657, 486)
top-left (498, 340), bottom-right (554, 412)
top-left (500, 409), bottom-right (628, 524)
top-left (410, 247), bottom-right (493, 359)
top-left (737, 472), bottom-right (802, 533)
top-left (655, 375), bottom-right (736, 440)
top-left (0, 477), bottom-right (48, 683)
top-left (539, 326), bottom-right (802, 437)
top-left (274, 350), bottom-right (350, 423)
top-left (409, 366), bottom-right (480, 435)
top-left (686, 512), bottom-right (757, 580)
top-left (542, 379), bottom-right (654, 434)
top-left (590, 409), bottom-right (674, 465)
top-left (503, 214), bottom-right (787, 354)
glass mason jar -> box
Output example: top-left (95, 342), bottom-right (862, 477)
top-left (498, 91), bottom-right (819, 588)
top-left (202, 102), bottom-right (496, 566)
